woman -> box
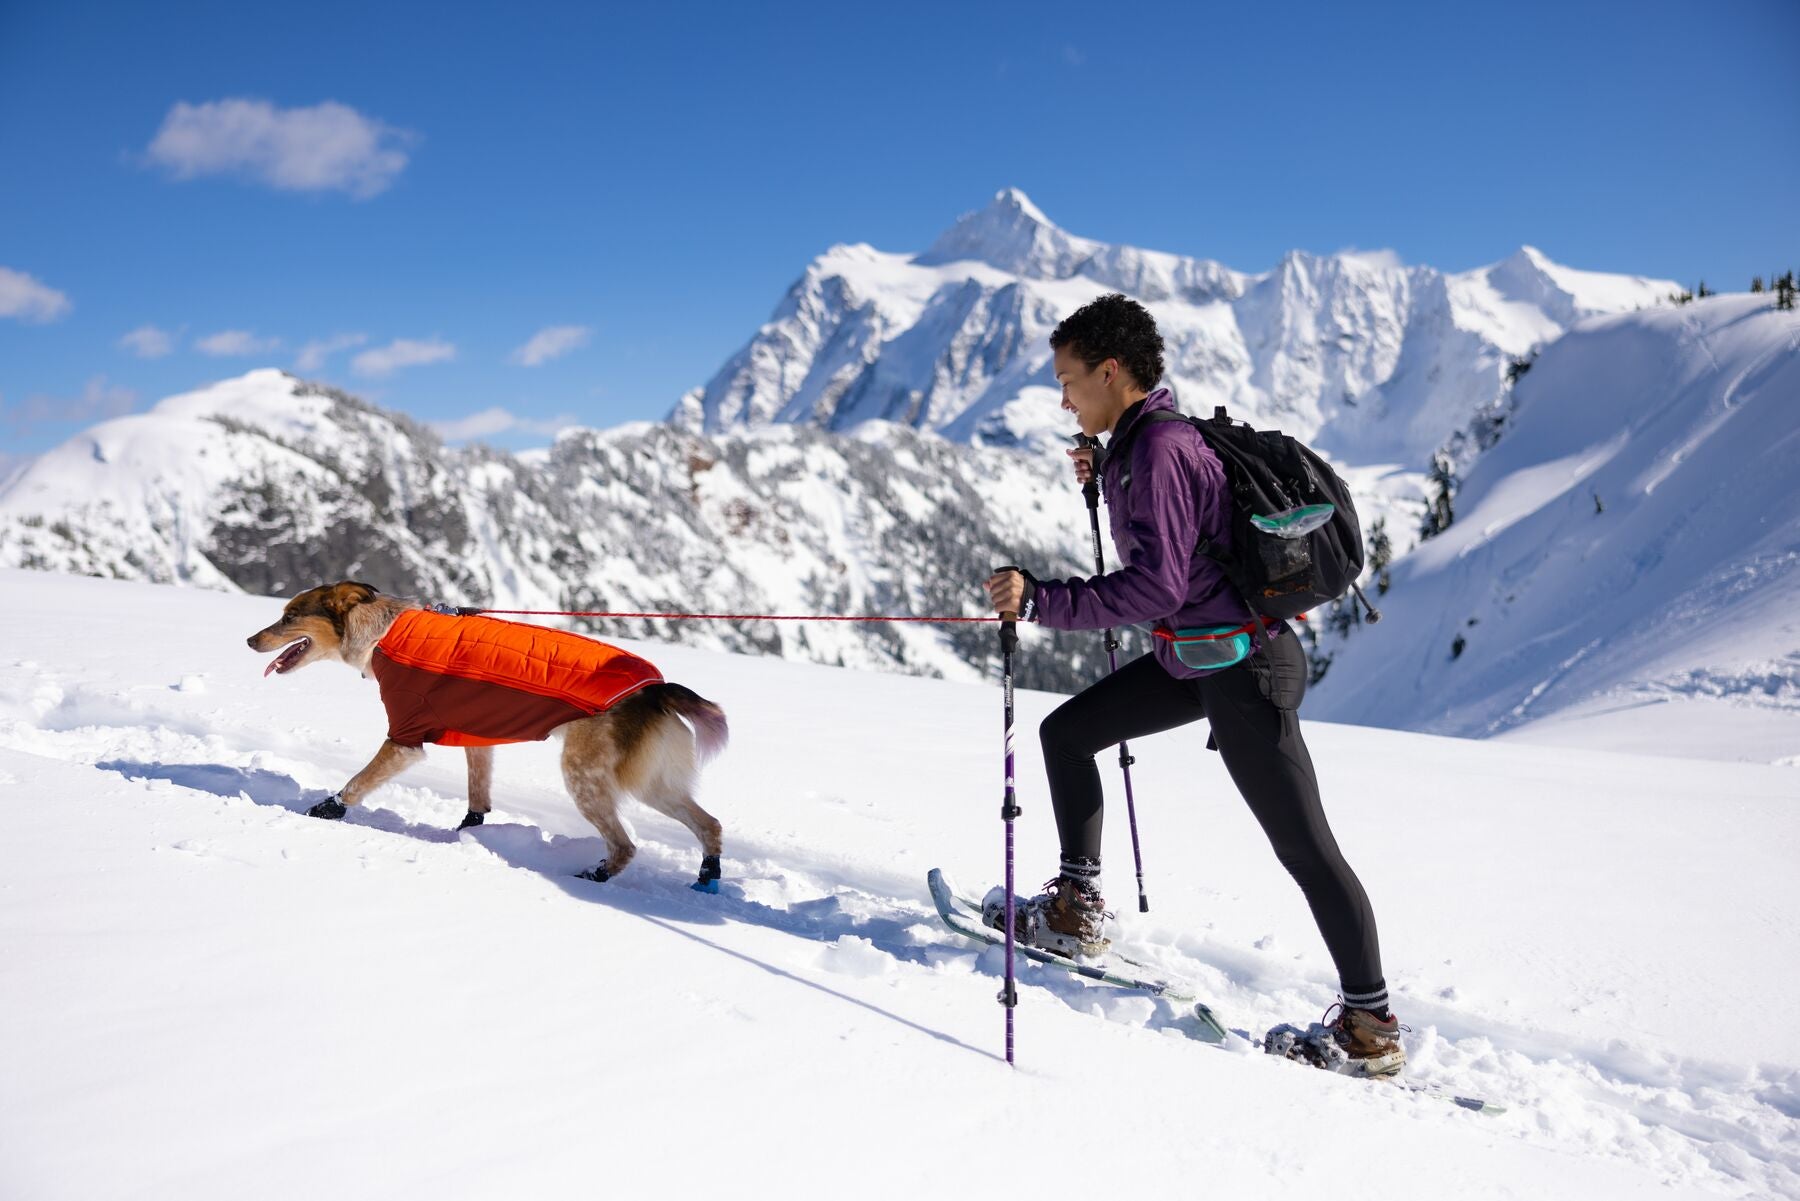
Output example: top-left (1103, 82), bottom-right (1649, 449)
top-left (983, 293), bottom-right (1403, 1077)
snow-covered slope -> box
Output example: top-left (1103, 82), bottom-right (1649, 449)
top-left (1, 571), bottom-right (1795, 1200)
top-left (1308, 294), bottom-right (1800, 762)
top-left (673, 189), bottom-right (1677, 465)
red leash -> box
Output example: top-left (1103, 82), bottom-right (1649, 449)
top-left (462, 608), bottom-right (1001, 625)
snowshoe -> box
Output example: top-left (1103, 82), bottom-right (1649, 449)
top-left (1266, 1004), bottom-right (1407, 1078)
top-left (980, 875), bottom-right (1111, 958)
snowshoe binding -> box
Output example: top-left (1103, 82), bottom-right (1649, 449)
top-left (980, 875), bottom-right (1112, 959)
top-left (1266, 1003), bottom-right (1407, 1079)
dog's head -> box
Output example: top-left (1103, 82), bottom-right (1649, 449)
top-left (246, 581), bottom-right (381, 676)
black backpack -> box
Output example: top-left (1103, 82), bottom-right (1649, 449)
top-left (1104, 405), bottom-right (1380, 623)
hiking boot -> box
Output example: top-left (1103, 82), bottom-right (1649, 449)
top-left (981, 875), bottom-right (1111, 958)
top-left (1265, 1003), bottom-right (1407, 1078)
top-left (1328, 1004), bottom-right (1405, 1070)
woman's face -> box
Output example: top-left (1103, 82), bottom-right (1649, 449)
top-left (1054, 345), bottom-right (1123, 437)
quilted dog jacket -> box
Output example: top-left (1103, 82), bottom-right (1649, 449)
top-left (369, 609), bottom-right (663, 747)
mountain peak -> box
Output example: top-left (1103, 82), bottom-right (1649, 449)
top-left (915, 188), bottom-right (1093, 276)
top-left (1501, 244), bottom-right (1553, 271)
top-left (992, 187), bottom-right (1052, 227)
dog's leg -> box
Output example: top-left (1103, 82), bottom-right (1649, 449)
top-left (458, 744), bottom-right (494, 829)
top-left (310, 738), bottom-right (424, 819)
top-left (562, 731), bottom-right (635, 881)
top-left (638, 781), bottom-right (724, 891)
top-left (631, 717), bottom-right (725, 892)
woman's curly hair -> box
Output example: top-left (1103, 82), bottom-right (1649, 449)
top-left (1049, 293), bottom-right (1165, 391)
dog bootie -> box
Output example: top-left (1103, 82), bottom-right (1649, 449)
top-left (692, 854), bottom-right (722, 894)
top-left (456, 810), bottom-right (485, 830)
top-left (576, 863), bottom-right (611, 883)
top-left (308, 795), bottom-right (347, 820)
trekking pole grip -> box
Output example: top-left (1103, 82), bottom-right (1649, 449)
top-left (1072, 432), bottom-right (1101, 511)
top-left (993, 563), bottom-right (1021, 654)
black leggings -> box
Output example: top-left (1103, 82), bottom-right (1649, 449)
top-left (1039, 633), bottom-right (1385, 999)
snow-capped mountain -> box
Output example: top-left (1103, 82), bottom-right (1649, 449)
top-left (1307, 293), bottom-right (1800, 757)
top-left (672, 188), bottom-right (1677, 467)
top-left (0, 370), bottom-right (1107, 692)
top-left (6, 192), bottom-right (1793, 760)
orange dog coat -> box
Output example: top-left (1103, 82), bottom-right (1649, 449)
top-left (369, 609), bottom-right (663, 747)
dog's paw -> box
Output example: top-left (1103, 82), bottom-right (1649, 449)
top-left (307, 795), bottom-right (347, 820)
top-left (575, 864), bottom-right (611, 883)
top-left (456, 810), bottom-right (485, 830)
top-left (694, 854), bottom-right (723, 893)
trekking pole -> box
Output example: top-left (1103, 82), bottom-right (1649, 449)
top-left (994, 564), bottom-right (1023, 1066)
top-left (1075, 434), bottom-right (1150, 914)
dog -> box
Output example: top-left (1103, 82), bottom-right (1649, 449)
top-left (246, 581), bottom-right (729, 890)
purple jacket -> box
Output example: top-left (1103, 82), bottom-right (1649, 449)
top-left (1032, 389), bottom-right (1284, 679)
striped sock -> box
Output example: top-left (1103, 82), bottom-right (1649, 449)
top-left (1341, 982), bottom-right (1390, 1016)
top-left (1059, 854), bottom-right (1101, 889)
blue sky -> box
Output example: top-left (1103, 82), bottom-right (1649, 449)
top-left (3, 0), bottom-right (1796, 462)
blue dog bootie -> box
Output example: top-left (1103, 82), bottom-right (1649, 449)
top-left (692, 854), bottom-right (722, 894)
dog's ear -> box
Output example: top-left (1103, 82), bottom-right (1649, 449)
top-left (320, 581), bottom-right (380, 633)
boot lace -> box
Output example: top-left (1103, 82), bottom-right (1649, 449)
top-left (1322, 1001), bottom-right (1410, 1034)
top-left (1039, 875), bottom-right (1112, 918)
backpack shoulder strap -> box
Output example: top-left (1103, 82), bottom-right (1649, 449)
top-left (1108, 406), bottom-right (1240, 567)
top-left (1106, 408), bottom-right (1198, 493)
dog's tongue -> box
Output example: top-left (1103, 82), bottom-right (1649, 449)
top-left (264, 638), bottom-right (308, 678)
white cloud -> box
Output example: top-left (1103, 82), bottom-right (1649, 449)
top-left (145, 98), bottom-right (413, 199)
top-left (0, 266), bottom-right (72, 323)
top-left (196, 329), bottom-right (281, 357)
top-left (4, 376), bottom-right (138, 433)
top-left (119, 325), bottom-right (176, 358)
top-left (429, 407), bottom-right (579, 443)
top-left (510, 325), bottom-right (591, 367)
top-left (352, 337), bottom-right (456, 377)
top-left (294, 332), bottom-right (369, 372)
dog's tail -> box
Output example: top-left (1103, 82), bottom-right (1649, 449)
top-left (646, 683), bottom-right (729, 763)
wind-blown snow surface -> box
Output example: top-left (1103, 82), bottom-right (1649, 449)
top-left (1309, 294), bottom-right (1800, 763)
top-left (2, 572), bottom-right (1795, 1200)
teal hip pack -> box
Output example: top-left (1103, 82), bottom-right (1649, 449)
top-left (1153, 619), bottom-right (1265, 670)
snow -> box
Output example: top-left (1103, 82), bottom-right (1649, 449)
top-left (3, 191), bottom-right (1730, 736)
top-left (1310, 295), bottom-right (1800, 762)
top-left (680, 189), bottom-right (1677, 470)
top-left (2, 569), bottom-right (1796, 1199)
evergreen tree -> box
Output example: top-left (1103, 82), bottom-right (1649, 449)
top-left (1751, 275), bottom-right (1764, 293)
top-left (1696, 280), bottom-right (1713, 299)
top-left (1368, 516), bottom-right (1393, 594)
top-left (1419, 453), bottom-right (1456, 540)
